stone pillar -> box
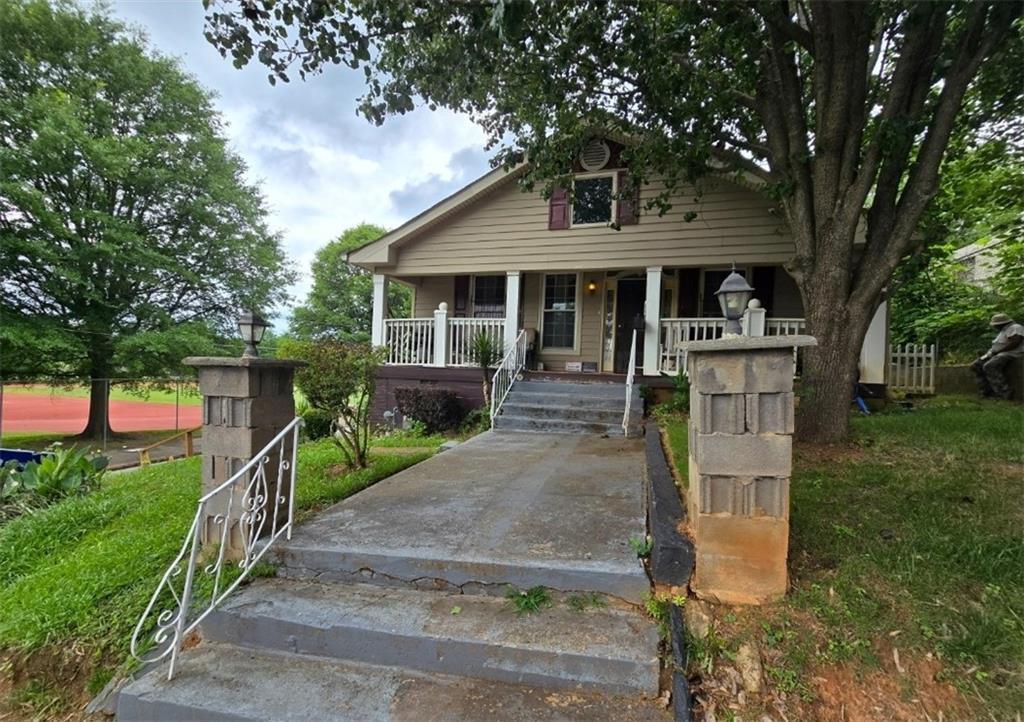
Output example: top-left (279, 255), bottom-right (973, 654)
top-left (681, 335), bottom-right (816, 604)
top-left (184, 356), bottom-right (304, 557)
top-left (643, 266), bottom-right (662, 376)
top-left (371, 274), bottom-right (389, 347)
top-left (504, 270), bottom-right (521, 352)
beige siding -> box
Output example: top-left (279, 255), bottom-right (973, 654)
top-left (522, 271), bottom-right (604, 371)
top-left (410, 276), bottom-right (453, 317)
top-left (384, 177), bottom-right (793, 275)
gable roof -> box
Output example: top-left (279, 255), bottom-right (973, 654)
top-left (346, 162), bottom-right (529, 268)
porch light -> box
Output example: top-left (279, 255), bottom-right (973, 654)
top-left (714, 268), bottom-right (755, 336)
top-left (586, 280), bottom-right (598, 293)
top-left (237, 311), bottom-right (269, 357)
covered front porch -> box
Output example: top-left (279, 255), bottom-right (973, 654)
top-left (370, 265), bottom-right (811, 377)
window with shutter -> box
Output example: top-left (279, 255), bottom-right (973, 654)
top-left (548, 187), bottom-right (569, 230)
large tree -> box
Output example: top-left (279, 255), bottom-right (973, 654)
top-left (205, 0), bottom-right (1022, 440)
top-left (290, 223), bottom-right (410, 340)
top-left (0, 0), bottom-right (294, 437)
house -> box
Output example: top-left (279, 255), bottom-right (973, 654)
top-left (348, 138), bottom-right (888, 420)
top-left (953, 239), bottom-right (1006, 286)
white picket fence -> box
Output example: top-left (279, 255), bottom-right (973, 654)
top-left (889, 343), bottom-right (937, 394)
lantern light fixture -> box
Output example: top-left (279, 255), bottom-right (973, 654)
top-left (237, 311), bottom-right (269, 358)
top-left (586, 280), bottom-right (598, 293)
top-left (714, 266), bottom-right (755, 336)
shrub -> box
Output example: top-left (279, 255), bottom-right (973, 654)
top-left (394, 387), bottom-right (465, 434)
top-left (459, 406), bottom-right (491, 436)
top-left (469, 332), bottom-right (503, 406)
top-left (301, 408), bottom-right (334, 441)
top-left (657, 373), bottom-right (691, 416)
top-left (0, 446), bottom-right (109, 523)
top-left (291, 340), bottom-right (387, 469)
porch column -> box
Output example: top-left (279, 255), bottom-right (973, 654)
top-left (643, 266), bottom-right (662, 376)
top-left (371, 273), bottom-right (389, 346)
top-left (859, 300), bottom-right (888, 386)
top-left (504, 271), bottom-right (521, 352)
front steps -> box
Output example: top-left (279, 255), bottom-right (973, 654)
top-left (117, 433), bottom-right (666, 721)
top-left (494, 380), bottom-right (643, 436)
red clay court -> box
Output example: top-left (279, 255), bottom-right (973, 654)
top-left (1, 393), bottom-right (203, 434)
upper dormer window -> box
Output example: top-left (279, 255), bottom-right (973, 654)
top-left (572, 173), bottom-right (616, 226)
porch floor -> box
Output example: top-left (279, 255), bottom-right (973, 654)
top-left (523, 370), bottom-right (676, 388)
top-left (275, 430), bottom-right (650, 601)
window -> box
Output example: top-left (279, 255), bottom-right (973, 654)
top-left (542, 273), bottom-right (578, 349)
top-left (572, 174), bottom-right (615, 226)
top-left (472, 275), bottom-right (506, 318)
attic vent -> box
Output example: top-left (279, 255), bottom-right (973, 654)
top-left (579, 139), bottom-right (611, 172)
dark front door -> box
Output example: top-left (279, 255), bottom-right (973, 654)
top-left (614, 279), bottom-right (646, 373)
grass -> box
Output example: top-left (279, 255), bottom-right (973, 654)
top-left (0, 439), bottom-right (433, 714)
top-left (3, 382), bottom-right (203, 406)
top-left (661, 396), bottom-right (1024, 717)
top-left (370, 432), bottom-right (447, 449)
top-left (0, 428), bottom-right (196, 453)
top-left (506, 585), bottom-right (553, 615)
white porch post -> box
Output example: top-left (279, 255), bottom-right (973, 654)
top-left (743, 299), bottom-right (767, 337)
top-left (371, 273), bottom-right (389, 347)
top-left (504, 271), bottom-right (521, 352)
top-left (643, 266), bottom-right (662, 376)
top-left (433, 302), bottom-right (449, 367)
top-left (859, 300), bottom-right (888, 385)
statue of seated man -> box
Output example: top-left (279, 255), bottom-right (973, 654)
top-left (971, 313), bottom-right (1024, 399)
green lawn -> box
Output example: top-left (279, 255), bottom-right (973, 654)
top-left (3, 382), bottom-right (203, 406)
top-left (661, 396), bottom-right (1024, 718)
top-left (0, 440), bottom-right (432, 713)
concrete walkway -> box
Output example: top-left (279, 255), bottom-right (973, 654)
top-left (277, 430), bottom-right (650, 601)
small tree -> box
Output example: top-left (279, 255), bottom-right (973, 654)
top-left (469, 332), bottom-right (503, 408)
top-left (292, 340), bottom-right (385, 469)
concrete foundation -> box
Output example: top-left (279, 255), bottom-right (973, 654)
top-left (681, 335), bottom-right (815, 605)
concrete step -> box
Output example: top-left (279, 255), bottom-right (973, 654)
top-left (117, 642), bottom-right (669, 721)
top-left (499, 402), bottom-right (633, 424)
top-left (493, 415), bottom-right (629, 436)
top-left (203, 579), bottom-right (660, 696)
top-left (512, 380), bottom-right (638, 399)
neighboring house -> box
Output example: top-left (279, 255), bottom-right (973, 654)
top-left (953, 239), bottom-right (1006, 286)
top-left (347, 138), bottom-right (888, 417)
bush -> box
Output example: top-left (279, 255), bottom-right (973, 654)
top-left (0, 445), bottom-right (109, 523)
top-left (291, 340), bottom-right (387, 469)
top-left (394, 387), bottom-right (465, 434)
top-left (656, 373), bottom-right (690, 416)
top-left (301, 408), bottom-right (334, 441)
top-left (460, 406), bottom-right (491, 436)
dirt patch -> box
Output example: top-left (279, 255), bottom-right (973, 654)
top-left (0, 644), bottom-right (113, 721)
top-left (793, 441), bottom-right (869, 468)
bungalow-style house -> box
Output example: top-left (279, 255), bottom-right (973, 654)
top-left (348, 138), bottom-right (888, 425)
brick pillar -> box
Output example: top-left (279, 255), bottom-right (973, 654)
top-left (183, 356), bottom-right (304, 557)
top-left (681, 335), bottom-right (816, 604)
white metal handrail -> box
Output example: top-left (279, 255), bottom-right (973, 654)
top-left (449, 318), bottom-right (504, 367)
top-left (623, 329), bottom-right (638, 436)
top-left (131, 416), bottom-right (303, 680)
top-left (490, 329), bottom-right (527, 423)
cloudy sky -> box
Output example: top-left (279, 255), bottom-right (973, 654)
top-left (103, 0), bottom-right (491, 327)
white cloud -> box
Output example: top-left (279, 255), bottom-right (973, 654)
top-left (105, 0), bottom-right (492, 328)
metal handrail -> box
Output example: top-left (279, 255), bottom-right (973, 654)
top-left (490, 329), bottom-right (527, 423)
top-left (623, 329), bottom-right (638, 436)
top-left (130, 416), bottom-right (303, 680)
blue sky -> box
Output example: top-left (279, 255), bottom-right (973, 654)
top-left (102, 1), bottom-right (491, 325)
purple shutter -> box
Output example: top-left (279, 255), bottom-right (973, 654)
top-left (616, 170), bottom-right (639, 226)
top-left (548, 187), bottom-right (569, 230)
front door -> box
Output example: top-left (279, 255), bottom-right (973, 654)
top-left (614, 279), bottom-right (646, 373)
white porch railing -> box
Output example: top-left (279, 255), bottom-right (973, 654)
top-left (131, 416), bottom-right (303, 681)
top-left (384, 318), bottom-right (435, 365)
top-left (623, 329), bottom-right (638, 436)
top-left (490, 329), bottom-right (527, 422)
top-left (658, 316), bottom-right (808, 374)
top-left (890, 343), bottom-right (936, 394)
top-left (449, 318), bottom-right (505, 367)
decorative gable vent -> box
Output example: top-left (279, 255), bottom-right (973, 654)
top-left (579, 139), bottom-right (611, 171)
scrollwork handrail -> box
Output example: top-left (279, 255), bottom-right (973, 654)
top-left (130, 416), bottom-right (303, 680)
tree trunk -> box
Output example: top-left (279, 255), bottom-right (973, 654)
top-left (796, 283), bottom-right (876, 443)
top-left (79, 343), bottom-right (115, 439)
